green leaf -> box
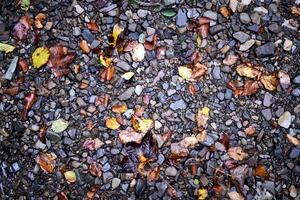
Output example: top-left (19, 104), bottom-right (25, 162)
top-left (0, 43), bottom-right (16, 53)
top-left (51, 119), bottom-right (69, 133)
top-left (161, 9), bottom-right (176, 17)
top-left (21, 0), bottom-right (30, 11)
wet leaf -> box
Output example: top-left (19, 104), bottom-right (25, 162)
top-left (198, 188), bottom-right (208, 200)
top-left (89, 162), bottom-right (102, 177)
top-left (13, 15), bottom-right (32, 40)
top-left (122, 71), bottom-right (135, 80)
top-left (37, 153), bottom-right (56, 173)
top-left (132, 116), bottom-right (153, 133)
top-left (220, 133), bottom-right (230, 150)
top-left (51, 119), bottom-right (69, 133)
top-left (131, 43), bottom-right (145, 61)
top-left (32, 47), bottom-right (50, 69)
top-left (79, 40), bottom-right (90, 54)
top-left (245, 126), bottom-right (256, 136)
top-left (260, 74), bottom-right (278, 91)
top-left (35, 13), bottom-right (46, 29)
top-left (108, 23), bottom-right (124, 47)
top-left (196, 107), bottom-right (210, 129)
top-left (286, 134), bottom-right (300, 146)
top-left (228, 147), bottom-right (248, 160)
top-left (236, 64), bottom-right (260, 78)
top-left (0, 43), bottom-right (16, 53)
top-left (106, 117), bottom-right (120, 130)
top-left (83, 138), bottom-right (104, 151)
top-left (21, 0), bottom-right (30, 11)
top-left (147, 166), bottom-right (160, 182)
top-left (144, 34), bottom-right (158, 51)
top-left (167, 186), bottom-right (177, 197)
top-left (219, 7), bottom-right (232, 18)
top-left (253, 165), bottom-right (269, 178)
top-left (178, 66), bottom-right (192, 80)
top-left (112, 104), bottom-right (128, 114)
top-left (228, 191), bottom-right (245, 200)
top-left (86, 21), bottom-right (100, 33)
top-left (119, 127), bottom-right (145, 144)
top-left (64, 171), bottom-right (76, 183)
top-left (21, 92), bottom-right (37, 120)
top-left (161, 9), bottom-right (176, 17)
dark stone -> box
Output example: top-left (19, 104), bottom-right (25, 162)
top-left (135, 178), bottom-right (147, 196)
top-left (289, 148), bottom-right (300, 159)
top-left (255, 42), bottom-right (275, 58)
top-left (209, 25), bottom-right (224, 35)
top-left (82, 29), bottom-right (95, 44)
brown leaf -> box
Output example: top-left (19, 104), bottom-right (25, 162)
top-left (219, 7), bottom-right (232, 18)
top-left (220, 133), bottom-right (230, 150)
top-left (167, 186), bottom-right (177, 197)
top-left (38, 123), bottom-right (48, 141)
top-left (19, 58), bottom-right (29, 72)
top-left (260, 74), bottom-right (278, 91)
top-left (21, 92), bottom-right (37, 120)
top-left (13, 15), bottom-right (32, 40)
top-left (79, 40), bottom-right (90, 54)
top-left (198, 17), bottom-right (210, 25)
top-left (95, 95), bottom-right (109, 107)
top-left (144, 34), bottom-right (158, 51)
top-left (156, 46), bottom-right (166, 60)
top-left (100, 66), bottom-right (115, 81)
top-left (3, 86), bottom-right (19, 96)
top-left (86, 185), bottom-right (100, 199)
top-left (89, 162), bottom-right (102, 177)
top-left (291, 6), bottom-right (300, 16)
top-left (286, 134), bottom-right (300, 146)
top-left (37, 153), bottom-right (56, 173)
top-left (245, 126), bottom-right (256, 136)
top-left (228, 80), bottom-right (260, 96)
top-left (192, 63), bottom-right (207, 80)
top-left (188, 83), bottom-right (196, 95)
top-left (86, 21), bottom-right (100, 33)
top-left (228, 191), bottom-right (245, 200)
top-left (112, 104), bottom-right (128, 114)
top-left (223, 55), bottom-right (238, 66)
top-left (236, 63), bottom-right (260, 78)
top-left (35, 13), bottom-right (46, 29)
top-left (253, 165), bottom-right (269, 178)
top-left (119, 127), bottom-right (146, 144)
top-left (213, 184), bottom-right (224, 196)
top-left (228, 147), bottom-right (248, 160)
top-left (147, 166), bottom-right (160, 182)
top-left (57, 192), bottom-right (68, 200)
top-left (123, 40), bottom-right (138, 52)
top-left (83, 138), bottom-right (104, 151)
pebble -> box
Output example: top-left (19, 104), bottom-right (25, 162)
top-left (118, 87), bottom-right (135, 100)
top-left (156, 182), bottom-right (168, 197)
top-left (212, 66), bottom-right (221, 79)
top-left (203, 11), bottom-right (218, 21)
top-left (289, 148), bottom-right (300, 159)
top-left (46, 131), bottom-right (61, 142)
top-left (255, 42), bottom-right (275, 58)
top-left (254, 7), bottom-right (268, 15)
top-left (170, 99), bottom-right (187, 110)
top-left (137, 9), bottom-right (148, 18)
top-left (165, 166), bottom-right (177, 176)
top-left (229, 0), bottom-right (239, 12)
top-left (74, 5), bottom-right (84, 14)
top-left (293, 75), bottom-right (300, 84)
top-left (241, 0), bottom-right (251, 5)
top-left (116, 60), bottom-right (131, 71)
top-left (233, 31), bottom-right (250, 43)
top-left (4, 56), bottom-right (18, 80)
top-left (35, 140), bottom-right (46, 150)
top-left (278, 111), bottom-right (292, 128)
top-left (283, 39), bottom-right (293, 51)
top-left (268, 23), bottom-right (281, 34)
top-left (103, 172), bottom-right (113, 183)
top-left (239, 13), bottom-right (251, 24)
top-left (135, 178), bottom-right (146, 196)
top-left (176, 9), bottom-right (187, 27)
top-left (292, 88), bottom-right (300, 97)
top-left (82, 29), bottom-right (95, 44)
top-left (261, 109), bottom-right (272, 121)
top-left (112, 178), bottom-right (121, 189)
top-left (135, 85), bottom-right (143, 96)
top-left (209, 25), bottom-right (224, 35)
top-left (239, 39), bottom-right (255, 51)
top-left (263, 92), bottom-right (273, 107)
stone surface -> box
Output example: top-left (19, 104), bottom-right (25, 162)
top-left (278, 111), bottom-right (292, 128)
top-left (255, 42), bottom-right (275, 58)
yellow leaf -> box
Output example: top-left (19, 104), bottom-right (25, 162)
top-left (32, 47), bottom-right (50, 69)
top-left (112, 104), bottom-right (128, 114)
top-left (108, 23), bottom-right (124, 47)
top-left (236, 64), bottom-right (260, 78)
top-left (100, 54), bottom-right (111, 67)
top-left (178, 66), bottom-right (192, 80)
top-left (105, 117), bottom-right (120, 130)
top-left (197, 33), bottom-right (202, 47)
top-left (132, 116), bottom-right (153, 133)
top-left (198, 189), bottom-right (208, 200)
top-left (260, 74), bottom-right (278, 91)
top-left (122, 72), bottom-right (135, 80)
top-left (0, 43), bottom-right (16, 53)
top-left (198, 107), bottom-right (210, 116)
top-left (64, 171), bottom-right (76, 183)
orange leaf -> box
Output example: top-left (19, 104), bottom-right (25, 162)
top-left (219, 7), bottom-right (232, 18)
top-left (37, 153), bottom-right (56, 173)
top-left (112, 104), bottom-right (128, 114)
top-left (100, 66), bottom-right (115, 81)
top-left (147, 167), bottom-right (160, 182)
top-left (35, 13), bottom-right (46, 29)
top-left (192, 63), bottom-right (207, 80)
top-left (105, 117), bottom-right (120, 130)
top-left (21, 92), bottom-right (37, 120)
top-left (86, 21), bottom-right (100, 33)
top-left (144, 34), bottom-right (158, 51)
top-left (260, 74), bottom-right (278, 91)
top-left (253, 165), bottom-right (269, 178)
top-left (228, 147), bottom-right (248, 160)
top-left (79, 40), bottom-right (90, 54)
top-left (245, 126), bottom-right (256, 136)
top-left (188, 84), bottom-right (196, 95)
top-left (286, 134), bottom-right (300, 146)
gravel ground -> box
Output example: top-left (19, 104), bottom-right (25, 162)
top-left (1, 0), bottom-right (300, 199)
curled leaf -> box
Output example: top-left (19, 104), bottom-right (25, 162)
top-left (36, 152), bottom-right (57, 173)
top-left (119, 127), bottom-right (145, 144)
top-left (236, 63), bottom-right (260, 78)
top-left (35, 13), bottom-right (46, 29)
top-left (178, 66), bottom-right (192, 80)
top-left (228, 147), bottom-right (248, 161)
top-left (0, 43), bottom-right (16, 53)
top-left (196, 107), bottom-right (210, 130)
top-left (286, 134), bottom-right (300, 146)
top-left (100, 66), bottom-right (115, 81)
top-left (64, 171), bottom-right (76, 183)
top-left (32, 47), bottom-right (50, 69)
top-left (144, 34), bottom-right (158, 51)
top-left (21, 92), bottom-right (37, 120)
top-left (106, 117), bottom-right (120, 130)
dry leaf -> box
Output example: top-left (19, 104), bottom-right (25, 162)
top-left (13, 15), bottom-right (32, 40)
top-left (123, 40), bottom-right (138, 52)
top-left (144, 34), bottom-right (158, 51)
top-left (106, 117), bottom-right (120, 130)
top-left (228, 80), bottom-right (260, 96)
top-left (219, 7), bottom-right (232, 18)
top-left (132, 116), bottom-right (153, 133)
top-left (21, 92), bottom-right (37, 120)
top-left (236, 64), bottom-right (260, 78)
top-left (83, 138), bottom-right (104, 151)
top-left (196, 130), bottom-right (207, 143)
top-left (108, 23), bottom-right (124, 47)
top-left (198, 189), bottom-right (208, 200)
top-left (100, 66), bottom-right (115, 81)
top-left (196, 107), bottom-right (210, 129)
top-left (245, 126), bottom-right (256, 136)
top-left (220, 133), bottom-right (230, 150)
top-left (119, 127), bottom-right (145, 144)
top-left (0, 43), bottom-right (16, 53)
top-left (3, 86), bottom-right (19, 96)
top-left (79, 40), bottom-right (90, 53)
top-left (37, 153), bottom-right (56, 173)
top-left (64, 171), bottom-right (76, 183)
top-left (253, 165), bottom-right (269, 178)
top-left (231, 164), bottom-right (248, 186)
top-left (112, 104), bottom-right (128, 114)
top-left (99, 54), bottom-right (111, 67)
top-left (228, 191), bottom-right (245, 200)
top-left (19, 58), bottom-right (28, 72)
top-left (192, 63), bottom-right (207, 80)
top-left (167, 186), bottom-right (177, 197)
top-left (291, 6), bottom-right (300, 16)
top-left (260, 74), bottom-right (278, 91)
top-left (86, 21), bottom-right (100, 33)
top-left (188, 84), bottom-right (196, 95)
top-left (286, 134), bottom-right (300, 146)
top-left (35, 13), bottom-right (46, 29)
top-left (147, 167), bottom-right (160, 182)
top-left (178, 66), bottom-right (192, 80)
top-left (223, 55), bottom-right (238, 66)
top-left (89, 162), bottom-right (102, 177)
top-left (228, 147), bottom-right (248, 160)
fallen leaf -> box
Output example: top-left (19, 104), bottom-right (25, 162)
top-left (112, 104), bottom-right (128, 114)
top-left (131, 43), bottom-right (145, 61)
top-left (21, 0), bottom-right (30, 11)
top-left (79, 40), bottom-right (90, 53)
top-left (0, 43), bottom-right (15, 53)
top-left (32, 47), bottom-right (50, 69)
top-left (286, 134), bottom-right (300, 146)
top-left (228, 80), bottom-right (260, 96)
top-left (100, 66), bottom-right (115, 81)
top-left (108, 23), bottom-right (124, 47)
top-left (99, 54), bottom-right (111, 67)
top-left (106, 117), bottom-right (120, 130)
top-left (86, 21), bottom-right (100, 33)
top-left (57, 191), bottom-right (68, 200)
top-left (260, 74), bottom-right (278, 91)
top-left (236, 64), bottom-right (260, 78)
top-left (51, 119), bottom-right (69, 133)
top-left (95, 95), bottom-right (109, 107)
top-left (198, 24), bottom-right (209, 38)
top-left (245, 126), bottom-right (256, 136)
top-left (119, 127), bottom-right (145, 144)
top-left (35, 13), bottom-right (46, 29)
top-left (123, 40), bottom-right (138, 52)
top-left (122, 71), bottom-right (135, 80)
top-left (213, 184), bottom-right (224, 196)
top-left (178, 66), bottom-right (192, 80)
top-left (219, 7), bottom-right (232, 18)
top-left (188, 84), bottom-right (196, 95)
top-left (144, 34), bottom-right (158, 51)
top-left (253, 165), bottom-right (269, 178)
top-left (220, 133), bottom-right (230, 150)
top-left (132, 116), bottom-right (153, 133)
top-left (147, 166), bottom-right (160, 182)
top-left (156, 46), bottom-right (166, 59)
top-left (198, 17), bottom-right (210, 25)
top-left (89, 162), bottom-right (102, 177)
top-left (223, 55), bottom-right (238, 65)
top-left (231, 164), bottom-right (248, 186)
top-left (196, 107), bottom-right (210, 130)
top-left (197, 32), bottom-right (202, 47)
top-left (64, 171), bottom-right (76, 183)
top-left (13, 15), bottom-right (32, 40)
top-left (192, 63), bottom-right (207, 80)
top-left (36, 152), bottom-right (57, 173)
top-left (3, 86), bottom-right (19, 96)
top-left (228, 191), bottom-right (245, 200)
top-left (86, 185), bottom-right (99, 199)
top-left (21, 92), bottom-right (37, 120)
top-left (167, 186), bottom-right (177, 197)
top-left (196, 130), bottom-right (207, 143)
top-left (228, 147), bottom-right (248, 160)
top-left (83, 138), bottom-right (104, 151)
top-left (170, 142), bottom-right (189, 158)
top-left (19, 58), bottom-right (28, 72)
top-left (198, 189), bottom-right (208, 200)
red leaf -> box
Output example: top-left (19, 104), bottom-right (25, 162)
top-left (220, 133), bottom-right (230, 150)
top-left (57, 192), bottom-right (68, 200)
top-left (198, 24), bottom-right (209, 38)
top-left (147, 166), bottom-right (160, 182)
top-left (95, 95), bottom-right (109, 107)
top-left (86, 21), bottom-right (100, 33)
top-left (89, 162), bottom-right (102, 177)
top-left (144, 34), bottom-right (158, 51)
top-left (198, 17), bottom-right (210, 25)
top-left (188, 84), bottom-right (196, 95)
top-left (21, 92), bottom-right (37, 120)
top-left (13, 15), bottom-right (32, 40)
top-left (3, 86), bottom-right (19, 96)
top-left (19, 58), bottom-right (28, 72)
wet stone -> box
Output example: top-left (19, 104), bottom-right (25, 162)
top-left (292, 88), bottom-right (300, 97)
top-left (268, 23), bottom-right (281, 33)
top-left (46, 131), bottom-right (61, 142)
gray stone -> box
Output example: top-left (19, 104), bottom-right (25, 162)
top-left (135, 85), bottom-right (143, 96)
top-left (209, 25), bottom-right (224, 35)
top-left (239, 39), bottom-right (255, 51)
top-left (229, 0), bottom-right (239, 12)
top-left (289, 148), bottom-right (300, 159)
top-left (263, 92), bottom-right (273, 107)
top-left (170, 99), bottom-right (186, 110)
top-left (82, 29), bottom-right (95, 44)
top-left (203, 11), bottom-right (218, 21)
top-left (116, 60), bottom-right (131, 71)
top-left (261, 109), bottom-right (272, 121)
top-left (103, 172), bottom-right (113, 183)
top-left (74, 5), bottom-right (84, 14)
top-left (46, 131), bottom-right (61, 142)
top-left (4, 56), bottom-right (18, 80)
top-left (240, 13), bottom-right (251, 24)
top-left (292, 88), bottom-right (300, 97)
top-left (268, 23), bottom-right (281, 33)
top-left (165, 166), bottom-right (177, 176)
top-left (112, 178), bottom-right (121, 189)
top-left (187, 8), bottom-right (199, 19)
top-left (176, 9), bottom-right (187, 27)
top-left (118, 87), bottom-right (135, 100)
top-left (254, 7), bottom-right (268, 15)
top-left (212, 66), bottom-right (221, 79)
top-left (278, 111), bottom-right (292, 128)
top-left (294, 75), bottom-right (300, 84)
top-left (255, 42), bottom-right (275, 58)
top-left (156, 182), bottom-right (168, 197)
top-left (137, 9), bottom-right (148, 18)
top-left (233, 31), bottom-right (250, 43)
